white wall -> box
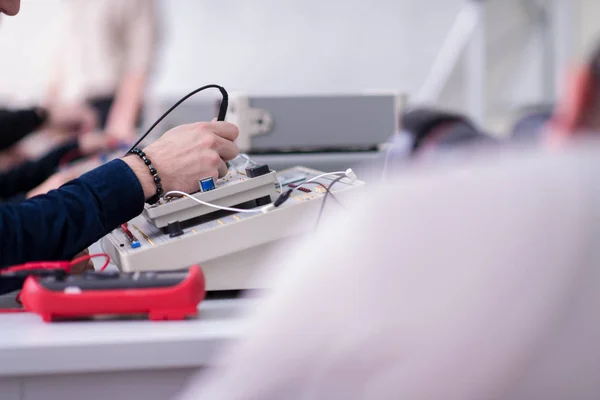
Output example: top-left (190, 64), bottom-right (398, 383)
top-left (578, 0), bottom-right (600, 58)
top-left (152, 0), bottom-right (462, 97)
top-left (0, 0), bottom-right (61, 104)
top-left (0, 0), bottom-right (592, 129)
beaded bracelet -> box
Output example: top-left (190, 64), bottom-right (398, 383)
top-left (128, 148), bottom-right (163, 204)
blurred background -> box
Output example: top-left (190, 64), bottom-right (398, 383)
top-left (0, 0), bottom-right (594, 134)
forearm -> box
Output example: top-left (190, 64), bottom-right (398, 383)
top-left (0, 141), bottom-right (80, 198)
top-left (106, 71), bottom-right (147, 134)
top-left (0, 159), bottom-right (145, 268)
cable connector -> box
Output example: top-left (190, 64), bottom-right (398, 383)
top-left (273, 189), bottom-right (293, 208)
top-left (345, 168), bottom-right (357, 182)
top-left (260, 204), bottom-right (276, 214)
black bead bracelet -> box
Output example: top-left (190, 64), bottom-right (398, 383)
top-left (129, 148), bottom-right (163, 204)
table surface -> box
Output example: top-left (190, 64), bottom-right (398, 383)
top-left (0, 298), bottom-right (253, 377)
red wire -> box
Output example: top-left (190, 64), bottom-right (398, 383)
top-left (0, 253), bottom-right (112, 314)
top-left (69, 253), bottom-right (111, 272)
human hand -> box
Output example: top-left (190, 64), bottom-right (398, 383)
top-left (123, 121), bottom-right (239, 198)
top-left (70, 248), bottom-right (95, 274)
top-left (26, 169), bottom-right (81, 198)
top-left (78, 132), bottom-right (120, 156)
top-left (45, 103), bottom-right (98, 135)
top-left (106, 128), bottom-right (137, 143)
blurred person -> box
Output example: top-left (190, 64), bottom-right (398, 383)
top-left (47, 0), bottom-right (158, 141)
top-left (0, 0), bottom-right (240, 296)
top-left (510, 41), bottom-right (600, 145)
top-left (178, 138), bottom-right (600, 400)
top-left (510, 104), bottom-right (553, 141)
top-left (402, 107), bottom-right (497, 157)
top-left (378, 108), bottom-right (497, 179)
top-left (0, 103), bottom-right (108, 201)
top-left (0, 131), bottom-right (117, 202)
top-left (0, 104), bottom-right (96, 152)
top-left (550, 42), bottom-right (600, 143)
top-left (0, 103), bottom-right (98, 167)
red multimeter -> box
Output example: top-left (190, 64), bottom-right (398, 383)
top-left (20, 265), bottom-right (205, 322)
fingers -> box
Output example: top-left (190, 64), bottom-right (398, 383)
top-left (197, 132), bottom-right (240, 162)
top-left (81, 111), bottom-right (98, 134)
top-left (70, 248), bottom-right (94, 274)
top-left (197, 121), bottom-right (240, 142)
top-left (217, 158), bottom-right (228, 178)
top-left (214, 136), bottom-right (240, 161)
top-left (198, 150), bottom-right (229, 180)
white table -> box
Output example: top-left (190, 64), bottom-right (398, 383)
top-left (0, 298), bottom-right (253, 400)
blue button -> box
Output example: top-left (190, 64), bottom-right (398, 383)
top-left (199, 177), bottom-right (216, 192)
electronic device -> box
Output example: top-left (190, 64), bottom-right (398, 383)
top-left (143, 93), bottom-right (405, 172)
top-left (227, 93), bottom-right (402, 152)
top-left (20, 266), bottom-right (205, 322)
top-left (143, 157), bottom-right (278, 229)
top-left (101, 166), bottom-right (365, 291)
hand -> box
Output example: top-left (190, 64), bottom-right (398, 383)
top-left (78, 132), bottom-right (120, 156)
top-left (123, 121), bottom-right (240, 198)
top-left (26, 169), bottom-right (81, 198)
top-left (106, 128), bottom-right (137, 143)
top-left (45, 103), bottom-right (98, 135)
top-left (0, 147), bottom-right (28, 170)
top-left (70, 248), bottom-right (96, 274)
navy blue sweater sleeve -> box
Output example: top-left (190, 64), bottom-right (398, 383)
top-left (0, 159), bottom-right (144, 269)
top-left (0, 141), bottom-right (79, 199)
top-left (0, 108), bottom-right (45, 151)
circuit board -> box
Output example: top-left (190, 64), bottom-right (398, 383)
top-left (143, 167), bottom-right (278, 229)
top-left (101, 166), bottom-right (364, 290)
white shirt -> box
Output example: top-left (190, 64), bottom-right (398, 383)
top-left (55, 0), bottom-right (158, 102)
top-left (178, 141), bottom-right (600, 399)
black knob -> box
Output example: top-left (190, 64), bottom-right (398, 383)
top-left (167, 221), bottom-right (184, 238)
top-left (245, 164), bottom-right (270, 178)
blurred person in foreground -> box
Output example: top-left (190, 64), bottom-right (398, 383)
top-left (0, 0), bottom-right (240, 295)
top-left (47, 0), bottom-right (158, 141)
top-left (177, 135), bottom-right (600, 400)
top-left (176, 53), bottom-right (600, 400)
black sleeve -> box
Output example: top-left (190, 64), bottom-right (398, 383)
top-left (0, 108), bottom-right (47, 151)
top-left (0, 159), bottom-right (144, 268)
top-left (0, 140), bottom-right (80, 199)
top-left (0, 159), bottom-right (144, 294)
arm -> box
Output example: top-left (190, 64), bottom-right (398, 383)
top-left (0, 120), bottom-right (240, 293)
top-left (106, 0), bottom-right (159, 139)
top-left (0, 141), bottom-right (79, 199)
top-left (0, 159), bottom-right (147, 269)
top-left (0, 104), bottom-right (98, 156)
top-left (0, 108), bottom-right (46, 151)
top-left (105, 71), bottom-right (147, 137)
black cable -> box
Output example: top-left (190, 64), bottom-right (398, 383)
top-left (304, 182), bottom-right (343, 207)
top-left (315, 176), bottom-right (345, 230)
top-left (125, 84), bottom-right (228, 155)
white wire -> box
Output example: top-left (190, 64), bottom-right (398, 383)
top-left (234, 154), bottom-right (283, 194)
top-left (165, 191), bottom-right (268, 214)
top-left (292, 171), bottom-right (347, 194)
